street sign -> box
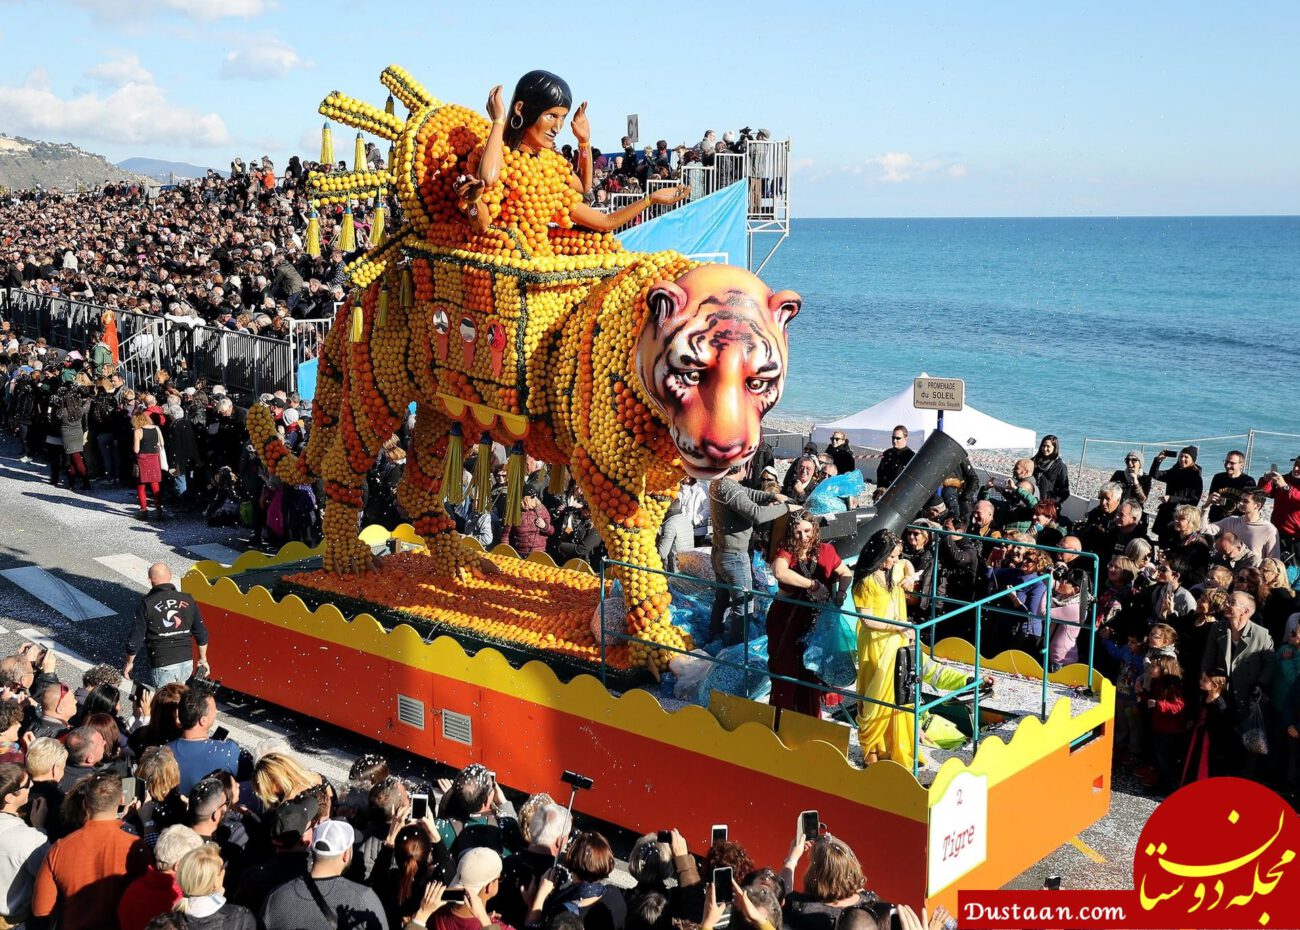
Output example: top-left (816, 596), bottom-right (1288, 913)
top-left (913, 376), bottom-right (965, 411)
top-left (627, 115), bottom-right (639, 145)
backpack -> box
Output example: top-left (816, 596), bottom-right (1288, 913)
top-left (10, 383), bottom-right (36, 423)
top-left (88, 391), bottom-right (117, 429)
top-left (57, 390), bottom-right (84, 426)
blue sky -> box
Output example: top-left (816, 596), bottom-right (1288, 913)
top-left (1, 1), bottom-right (1296, 217)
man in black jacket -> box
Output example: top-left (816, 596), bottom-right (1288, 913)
top-left (123, 563), bottom-right (210, 687)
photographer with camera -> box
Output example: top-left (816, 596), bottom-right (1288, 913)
top-left (435, 764), bottom-right (519, 858)
top-left (493, 803), bottom-right (570, 928)
top-left (540, 831), bottom-right (626, 930)
top-left (1206, 451), bottom-right (1255, 522)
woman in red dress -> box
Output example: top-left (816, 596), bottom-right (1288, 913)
top-left (766, 511), bottom-right (853, 718)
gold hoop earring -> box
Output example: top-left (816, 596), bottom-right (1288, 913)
top-left (509, 113), bottom-right (524, 130)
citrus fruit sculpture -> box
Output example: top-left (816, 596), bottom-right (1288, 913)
top-left (248, 66), bottom-right (802, 669)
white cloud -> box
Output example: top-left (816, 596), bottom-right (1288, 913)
top-left (220, 36), bottom-right (308, 80)
top-left (855, 151), bottom-right (968, 184)
top-left (86, 53), bottom-right (153, 87)
top-left (69, 0), bottom-right (266, 21)
top-left (0, 64), bottom-right (229, 146)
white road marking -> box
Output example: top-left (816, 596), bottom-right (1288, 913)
top-left (94, 553), bottom-right (154, 588)
top-left (187, 544), bottom-right (244, 566)
top-left (0, 566), bottom-right (116, 621)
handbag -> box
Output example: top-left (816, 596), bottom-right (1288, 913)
top-left (1237, 697), bottom-right (1269, 755)
top-left (894, 644), bottom-right (920, 705)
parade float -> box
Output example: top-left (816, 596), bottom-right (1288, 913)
top-left (186, 65), bottom-right (1115, 913)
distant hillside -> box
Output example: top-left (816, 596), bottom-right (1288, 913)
top-left (0, 135), bottom-right (146, 192)
top-left (117, 157), bottom-right (227, 182)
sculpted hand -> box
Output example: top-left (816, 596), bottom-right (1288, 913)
top-left (649, 186), bottom-right (689, 205)
top-left (486, 85), bottom-right (506, 122)
top-left (571, 102), bottom-right (590, 144)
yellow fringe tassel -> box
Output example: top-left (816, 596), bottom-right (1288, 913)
top-left (339, 206), bottom-right (355, 253)
top-left (305, 211), bottom-right (320, 258)
top-left (376, 286), bottom-right (388, 328)
top-left (354, 132), bottom-right (365, 172)
top-left (548, 462), bottom-right (567, 496)
top-left (442, 423), bottom-right (464, 505)
top-left (349, 296), bottom-right (363, 343)
top-left (503, 441), bottom-right (526, 527)
top-left (471, 433), bottom-right (493, 511)
top-left (320, 122), bottom-right (334, 165)
top-left (371, 204), bottom-right (385, 246)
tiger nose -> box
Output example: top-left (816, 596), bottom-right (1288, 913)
top-left (701, 438), bottom-right (745, 461)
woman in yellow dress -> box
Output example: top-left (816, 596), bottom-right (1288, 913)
top-left (851, 528), bottom-right (992, 770)
top-left (851, 529), bottom-right (916, 766)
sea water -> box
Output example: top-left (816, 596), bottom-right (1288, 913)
top-left (765, 216), bottom-right (1299, 464)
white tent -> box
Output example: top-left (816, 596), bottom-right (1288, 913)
top-left (811, 374), bottom-right (1037, 451)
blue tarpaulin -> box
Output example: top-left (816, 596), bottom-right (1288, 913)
top-left (616, 181), bottom-right (748, 266)
top-left (296, 358), bottom-right (317, 402)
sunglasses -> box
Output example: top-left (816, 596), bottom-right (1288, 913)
top-left (892, 436), bottom-right (906, 441)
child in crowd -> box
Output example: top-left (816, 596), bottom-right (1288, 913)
top-left (1099, 623), bottom-right (1147, 765)
top-left (1140, 653), bottom-right (1185, 796)
top-left (1182, 671), bottom-right (1235, 784)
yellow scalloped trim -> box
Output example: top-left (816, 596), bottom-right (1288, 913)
top-left (183, 530), bottom-right (1113, 817)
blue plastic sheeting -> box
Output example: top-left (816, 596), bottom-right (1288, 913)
top-left (296, 358), bottom-right (317, 402)
top-left (616, 181), bottom-right (748, 267)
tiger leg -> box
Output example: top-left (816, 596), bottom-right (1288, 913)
top-left (319, 428), bottom-right (378, 576)
top-left (396, 409), bottom-right (472, 580)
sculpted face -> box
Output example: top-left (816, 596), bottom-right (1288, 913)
top-left (635, 265), bottom-right (801, 480)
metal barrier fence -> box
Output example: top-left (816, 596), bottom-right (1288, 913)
top-left (2, 287), bottom-right (307, 395)
top-left (597, 525), bottom-right (1100, 777)
top-left (1078, 430), bottom-right (1298, 478)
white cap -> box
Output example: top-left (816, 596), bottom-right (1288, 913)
top-left (311, 819), bottom-right (355, 857)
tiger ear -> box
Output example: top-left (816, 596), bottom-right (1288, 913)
top-left (647, 281), bottom-right (688, 335)
top-left (769, 290), bottom-right (802, 328)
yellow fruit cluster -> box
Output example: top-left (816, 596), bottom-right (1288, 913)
top-left (309, 169), bottom-right (393, 207)
top-left (320, 91), bottom-right (404, 140)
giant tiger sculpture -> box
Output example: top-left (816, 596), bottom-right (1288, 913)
top-left (248, 66), bottom-right (801, 668)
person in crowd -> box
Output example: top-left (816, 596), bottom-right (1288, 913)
top-left (262, 819), bottom-right (388, 930)
top-left (31, 770), bottom-right (152, 930)
top-left (1206, 450), bottom-right (1256, 522)
top-left (1163, 505), bottom-right (1211, 588)
top-left (1150, 556), bottom-right (1197, 628)
top-left (1028, 499), bottom-right (1066, 549)
top-left (1257, 559), bottom-right (1297, 644)
top-left (508, 483), bottom-right (554, 558)
top-left (781, 456), bottom-right (822, 505)
top-left (979, 476), bottom-right (1038, 535)
top-left (1032, 435), bottom-right (1070, 503)
top-left (129, 684), bottom-right (187, 755)
top-left (1260, 457), bottom-right (1300, 564)
top-left (174, 842), bottom-right (257, 929)
top-left (118, 825), bottom-right (204, 930)
top-left (432, 845), bottom-right (504, 930)
top-left (374, 821), bottom-right (449, 929)
top-left (233, 793), bottom-right (317, 914)
top-left (132, 410), bottom-right (167, 519)
top-left (1150, 447), bottom-right (1204, 546)
top-left (766, 512), bottom-right (852, 718)
top-left (709, 464), bottom-right (799, 646)
top-left (1140, 653), bottom-right (1186, 797)
top-left (434, 763), bottom-right (517, 856)
top-left (1107, 499), bottom-right (1150, 560)
top-left (1109, 451), bottom-right (1153, 506)
top-left (781, 834), bottom-right (876, 930)
top-left (167, 688), bottom-right (244, 795)
top-left (1211, 532), bottom-right (1259, 573)
top-left (987, 536), bottom-right (1050, 656)
top-left (24, 738), bottom-right (68, 839)
top-left (1203, 488), bottom-right (1281, 564)
top-left (493, 802), bottom-right (570, 928)
top-left (133, 746), bottom-right (185, 848)
top-left (851, 531), bottom-right (913, 766)
top-left (873, 426), bottom-right (913, 491)
top-left (1046, 568), bottom-right (1090, 669)
top-left (824, 432), bottom-right (856, 477)
top-left (543, 831), bottom-right (626, 930)
top-left (124, 563), bottom-right (210, 688)
top-left (0, 762), bottom-right (48, 927)
top-left (186, 776), bottom-right (247, 888)
top-left (1182, 670), bottom-right (1236, 783)
top-left (252, 751), bottom-right (323, 810)
top-left (59, 726), bottom-right (106, 790)
top-left (1201, 592), bottom-right (1275, 767)
top-left (898, 521), bottom-right (939, 622)
top-left (1078, 482), bottom-right (1123, 558)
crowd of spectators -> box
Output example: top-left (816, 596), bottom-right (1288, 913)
top-left (0, 638), bottom-right (946, 930)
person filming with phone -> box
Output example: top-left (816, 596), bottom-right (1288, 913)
top-left (124, 563), bottom-right (211, 688)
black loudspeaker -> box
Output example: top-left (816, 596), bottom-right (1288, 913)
top-left (834, 430), bottom-right (968, 559)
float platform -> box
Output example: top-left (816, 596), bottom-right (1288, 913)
top-left (183, 527), bottom-right (1114, 914)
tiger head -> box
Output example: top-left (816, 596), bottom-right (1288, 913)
top-left (635, 264), bottom-right (801, 480)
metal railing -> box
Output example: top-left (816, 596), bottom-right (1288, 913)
top-left (2, 287), bottom-right (307, 395)
top-left (1078, 430), bottom-right (1298, 481)
top-left (596, 526), bottom-right (1100, 777)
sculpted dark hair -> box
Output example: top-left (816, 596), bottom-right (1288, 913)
top-left (505, 71), bottom-right (573, 149)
